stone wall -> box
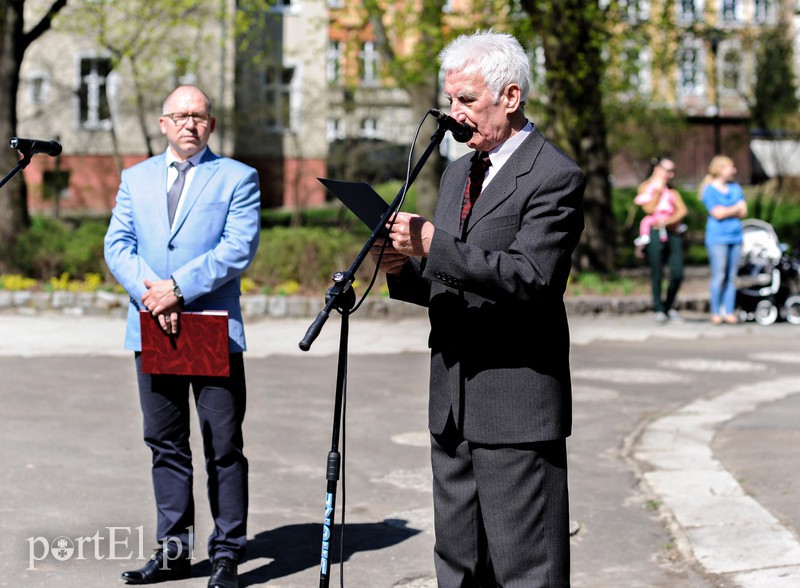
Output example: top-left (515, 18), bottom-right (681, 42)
top-left (0, 289), bottom-right (710, 318)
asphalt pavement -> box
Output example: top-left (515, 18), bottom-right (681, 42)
top-left (1, 309), bottom-right (799, 587)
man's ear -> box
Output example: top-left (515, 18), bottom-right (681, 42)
top-left (503, 84), bottom-right (522, 112)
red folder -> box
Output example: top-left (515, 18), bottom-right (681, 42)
top-left (140, 310), bottom-right (230, 377)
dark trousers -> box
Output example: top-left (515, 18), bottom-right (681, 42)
top-left (430, 418), bottom-right (570, 588)
top-left (135, 353), bottom-right (248, 562)
top-left (646, 228), bottom-right (684, 313)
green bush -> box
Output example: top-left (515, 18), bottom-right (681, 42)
top-left (10, 180), bottom-right (800, 294)
top-left (11, 217), bottom-right (109, 281)
top-left (11, 217), bottom-right (71, 279)
top-left (63, 220), bottom-right (111, 279)
top-left (247, 226), bottom-right (385, 296)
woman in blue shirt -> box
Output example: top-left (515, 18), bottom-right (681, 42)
top-left (701, 155), bottom-right (748, 324)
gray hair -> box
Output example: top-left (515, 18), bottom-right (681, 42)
top-left (439, 30), bottom-right (531, 105)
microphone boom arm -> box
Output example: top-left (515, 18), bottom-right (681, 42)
top-left (298, 124), bottom-right (447, 351)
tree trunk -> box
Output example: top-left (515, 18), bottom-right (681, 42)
top-left (407, 84), bottom-right (447, 219)
top-left (0, 0), bottom-right (67, 272)
top-left (521, 0), bottom-right (616, 272)
top-left (0, 0), bottom-right (28, 271)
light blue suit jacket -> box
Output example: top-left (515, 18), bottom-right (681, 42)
top-left (104, 148), bottom-right (261, 352)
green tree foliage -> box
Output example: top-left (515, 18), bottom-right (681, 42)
top-left (747, 20), bottom-right (800, 222)
top-left (752, 20), bottom-right (799, 133)
top-left (55, 0), bottom-right (221, 161)
top-left (360, 0), bottom-right (510, 218)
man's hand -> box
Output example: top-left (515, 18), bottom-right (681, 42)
top-left (142, 279), bottom-right (181, 334)
top-left (387, 212), bottom-right (434, 258)
top-left (370, 240), bottom-right (409, 275)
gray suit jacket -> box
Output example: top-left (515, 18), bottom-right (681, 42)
top-left (388, 127), bottom-right (585, 444)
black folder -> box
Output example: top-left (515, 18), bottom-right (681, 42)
top-left (319, 178), bottom-right (390, 237)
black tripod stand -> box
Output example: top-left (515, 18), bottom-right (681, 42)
top-left (299, 123), bottom-right (446, 588)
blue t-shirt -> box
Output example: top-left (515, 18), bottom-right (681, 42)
top-left (702, 182), bottom-right (745, 245)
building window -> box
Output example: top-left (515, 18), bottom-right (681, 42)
top-left (753, 0), bottom-right (776, 23)
top-left (678, 44), bottom-right (704, 97)
top-left (27, 73), bottom-right (50, 106)
top-left (677, 0), bottom-right (704, 22)
top-left (360, 117), bottom-right (378, 139)
top-left (327, 41), bottom-right (343, 84)
top-left (77, 56), bottom-right (113, 131)
top-left (271, 0), bottom-right (300, 14)
top-left (261, 65), bottom-right (298, 132)
top-left (721, 0), bottom-right (739, 22)
top-left (359, 41), bottom-right (380, 86)
top-left (326, 118), bottom-right (344, 141)
top-left (621, 0), bottom-right (649, 22)
top-left (621, 44), bottom-right (651, 96)
top-left (529, 44), bottom-right (546, 98)
top-left (720, 47), bottom-right (741, 94)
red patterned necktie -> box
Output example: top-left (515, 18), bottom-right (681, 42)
top-left (460, 151), bottom-right (491, 228)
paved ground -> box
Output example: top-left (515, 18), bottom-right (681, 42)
top-left (1, 310), bottom-right (799, 587)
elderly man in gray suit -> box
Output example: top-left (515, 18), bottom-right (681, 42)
top-left (372, 30), bottom-right (585, 587)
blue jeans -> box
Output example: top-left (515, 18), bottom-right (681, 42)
top-left (707, 242), bottom-right (742, 316)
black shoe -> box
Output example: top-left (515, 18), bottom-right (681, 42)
top-left (121, 549), bottom-right (191, 584)
top-left (208, 557), bottom-right (238, 588)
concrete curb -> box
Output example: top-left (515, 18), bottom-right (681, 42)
top-left (0, 289), bottom-right (710, 319)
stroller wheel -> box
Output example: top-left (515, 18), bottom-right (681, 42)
top-left (755, 300), bottom-right (779, 325)
top-left (784, 295), bottom-right (800, 325)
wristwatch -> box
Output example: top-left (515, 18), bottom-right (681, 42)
top-left (171, 276), bottom-right (183, 302)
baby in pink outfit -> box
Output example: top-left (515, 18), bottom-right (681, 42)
top-left (634, 183), bottom-right (675, 249)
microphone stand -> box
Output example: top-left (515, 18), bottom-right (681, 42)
top-left (0, 151), bottom-right (33, 192)
top-left (300, 124), bottom-right (446, 588)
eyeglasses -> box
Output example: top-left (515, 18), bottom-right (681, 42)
top-left (163, 112), bottom-right (211, 126)
top-left (661, 166), bottom-right (676, 173)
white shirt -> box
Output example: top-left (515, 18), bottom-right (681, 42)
top-left (482, 120), bottom-right (533, 190)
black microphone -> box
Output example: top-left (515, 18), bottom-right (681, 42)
top-left (9, 137), bottom-right (62, 157)
top-left (429, 108), bottom-right (474, 143)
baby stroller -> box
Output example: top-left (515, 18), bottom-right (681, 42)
top-left (736, 219), bottom-right (800, 325)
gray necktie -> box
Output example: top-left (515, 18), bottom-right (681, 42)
top-left (167, 161), bottom-right (193, 226)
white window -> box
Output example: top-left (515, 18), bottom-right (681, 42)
top-left (677, 0), bottom-right (704, 22)
top-left (621, 0), bottom-right (649, 22)
top-left (677, 41), bottom-right (705, 97)
top-left (621, 44), bottom-right (652, 96)
top-left (753, 0), bottom-right (776, 23)
top-left (359, 41), bottom-right (380, 86)
top-left (27, 73), bottom-right (50, 106)
top-left (360, 117), bottom-right (378, 139)
top-left (260, 65), bottom-right (300, 133)
top-left (721, 0), bottom-right (741, 22)
top-left (77, 56), bottom-right (113, 131)
top-left (271, 0), bottom-right (301, 14)
top-left (327, 41), bottom-right (343, 84)
top-left (719, 45), bottom-right (742, 94)
top-left (529, 44), bottom-right (546, 97)
top-left (326, 118), bottom-right (345, 142)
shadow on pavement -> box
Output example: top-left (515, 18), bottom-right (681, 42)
top-left (211, 520), bottom-right (421, 586)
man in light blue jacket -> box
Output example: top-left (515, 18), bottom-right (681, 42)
top-left (104, 84), bottom-right (260, 588)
